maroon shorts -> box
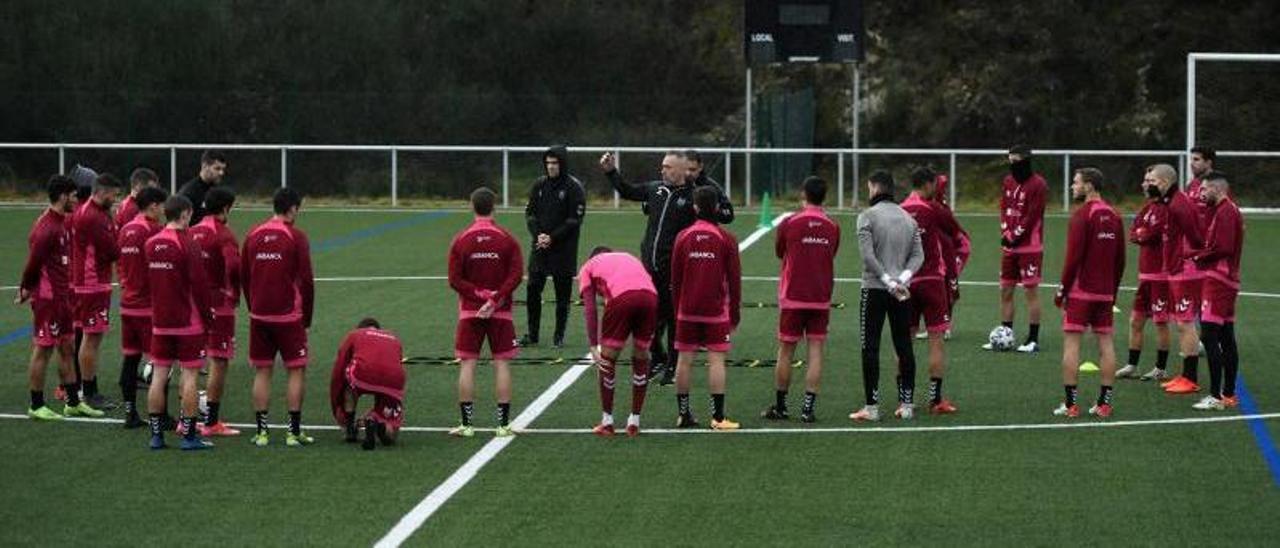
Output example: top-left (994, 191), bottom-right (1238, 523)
top-left (1000, 252), bottom-right (1043, 288)
top-left (1063, 299), bottom-right (1115, 334)
top-left (600, 290), bottom-right (658, 350)
top-left (1200, 281), bottom-right (1238, 324)
top-left (73, 290), bottom-right (112, 333)
top-left (120, 314), bottom-right (152, 356)
top-left (1170, 278), bottom-right (1202, 323)
top-left (908, 279), bottom-right (951, 334)
top-left (778, 308), bottom-right (830, 343)
top-left (674, 320), bottom-right (732, 353)
top-left (150, 334), bottom-right (205, 369)
top-left (454, 317), bottom-right (518, 360)
top-left (31, 298), bottom-right (73, 348)
top-left (249, 320), bottom-right (309, 368)
top-left (1131, 280), bottom-right (1171, 324)
top-left (206, 314), bottom-right (236, 360)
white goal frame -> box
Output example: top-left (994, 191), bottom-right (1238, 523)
top-left (1186, 52), bottom-right (1280, 186)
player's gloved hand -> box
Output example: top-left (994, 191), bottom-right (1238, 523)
top-left (1053, 288), bottom-right (1065, 309)
top-left (1000, 237), bottom-right (1014, 248)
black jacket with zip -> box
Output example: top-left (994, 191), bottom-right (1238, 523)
top-left (525, 146), bottom-right (586, 276)
top-left (606, 168), bottom-right (733, 274)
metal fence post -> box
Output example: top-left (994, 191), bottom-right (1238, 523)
top-left (390, 147), bottom-right (399, 207)
top-left (836, 152), bottom-right (845, 208)
top-left (613, 149), bottom-right (621, 209)
top-left (58, 146), bottom-right (65, 176)
top-left (280, 147), bottom-right (288, 188)
top-left (502, 148), bottom-right (510, 208)
top-left (169, 147), bottom-right (177, 194)
top-left (723, 150), bottom-right (732, 201)
top-left (948, 153), bottom-right (957, 206)
top-left (1061, 153), bottom-right (1070, 212)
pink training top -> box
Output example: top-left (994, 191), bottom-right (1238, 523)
top-left (775, 204), bottom-right (840, 310)
top-left (577, 251), bottom-right (656, 346)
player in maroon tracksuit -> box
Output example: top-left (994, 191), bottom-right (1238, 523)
top-left (447, 187), bottom-right (524, 437)
top-left (1053, 168), bottom-right (1125, 418)
top-left (1154, 164), bottom-right (1208, 394)
top-left (189, 187), bottom-right (241, 437)
top-left (761, 176), bottom-right (839, 424)
top-left (1185, 147), bottom-right (1219, 240)
top-left (1190, 172), bottom-right (1245, 411)
top-left (114, 167), bottom-right (160, 228)
top-left (1121, 170), bottom-right (1173, 382)
top-left (330, 318), bottom-right (406, 449)
top-left (670, 186), bottom-right (742, 430)
top-left (71, 173), bottom-right (123, 408)
top-left (18, 176), bottom-right (97, 420)
top-left (241, 187), bottom-right (316, 446)
top-left (994, 145), bottom-right (1048, 352)
top-left (115, 186), bottom-right (168, 428)
top-left (144, 196), bottom-right (215, 450)
top-left (901, 167), bottom-right (965, 414)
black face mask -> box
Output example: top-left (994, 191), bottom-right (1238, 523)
top-left (1144, 185), bottom-right (1162, 199)
top-left (1010, 159), bottom-right (1033, 183)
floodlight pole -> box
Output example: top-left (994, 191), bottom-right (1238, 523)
top-left (851, 62), bottom-right (861, 208)
top-left (745, 67), bottom-right (753, 207)
top-left (1185, 54), bottom-right (1195, 189)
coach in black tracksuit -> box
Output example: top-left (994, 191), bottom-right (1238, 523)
top-left (600, 150), bottom-right (734, 383)
top-left (522, 145), bottom-right (586, 348)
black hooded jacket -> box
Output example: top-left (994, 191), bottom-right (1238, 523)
top-left (606, 168), bottom-right (734, 275)
top-left (525, 145), bottom-right (586, 275)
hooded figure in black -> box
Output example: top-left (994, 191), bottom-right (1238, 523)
top-left (600, 149), bottom-right (733, 384)
top-left (521, 145), bottom-right (586, 348)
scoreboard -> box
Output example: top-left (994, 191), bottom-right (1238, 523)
top-left (744, 0), bottom-right (865, 65)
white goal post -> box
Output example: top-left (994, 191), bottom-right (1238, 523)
top-left (1185, 52), bottom-right (1280, 171)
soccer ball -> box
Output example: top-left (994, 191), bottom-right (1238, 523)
top-left (988, 326), bottom-right (1016, 351)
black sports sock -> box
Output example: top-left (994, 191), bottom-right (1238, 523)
top-left (1156, 350), bottom-right (1170, 370)
top-left (801, 391), bottom-right (817, 415)
top-left (677, 393), bottom-right (691, 417)
top-left (1064, 385), bottom-right (1078, 408)
top-left (1001, 321), bottom-right (1014, 329)
top-left (123, 401), bottom-right (136, 417)
top-left (1127, 349), bottom-right (1141, 367)
top-left (83, 378), bottom-right (98, 398)
top-left (1098, 385), bottom-right (1114, 406)
top-left (1182, 355), bottom-right (1199, 383)
top-left (344, 413), bottom-right (357, 440)
top-left (775, 390), bottom-right (788, 412)
top-left (711, 394), bottom-right (726, 422)
top-left (288, 411), bottom-right (302, 436)
top-left (30, 390), bottom-right (45, 410)
top-left (255, 410), bottom-right (269, 435)
top-left (120, 354), bottom-right (140, 403)
top-left (1027, 324), bottom-right (1041, 344)
top-left (496, 403), bottom-right (511, 427)
top-left (1222, 323), bottom-right (1239, 397)
top-left (182, 416), bottom-right (197, 440)
top-left (149, 413), bottom-right (163, 437)
top-left (63, 382), bottom-right (81, 406)
top-left (928, 377), bottom-right (944, 405)
top-left (897, 376), bottom-right (914, 405)
top-left (459, 402), bottom-right (474, 426)
top-left (205, 401), bottom-right (220, 426)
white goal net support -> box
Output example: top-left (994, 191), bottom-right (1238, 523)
top-left (1187, 52), bottom-right (1280, 211)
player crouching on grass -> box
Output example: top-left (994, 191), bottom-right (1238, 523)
top-left (761, 176), bottom-right (839, 423)
top-left (144, 196), bottom-right (215, 450)
top-left (331, 318), bottom-right (406, 449)
top-left (1190, 172), bottom-right (1245, 411)
top-left (447, 187), bottom-right (524, 438)
top-left (670, 186), bottom-right (743, 430)
top-left (1053, 168), bottom-right (1125, 418)
top-left (578, 247), bottom-right (658, 437)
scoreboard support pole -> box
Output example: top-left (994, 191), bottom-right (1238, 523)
top-left (850, 62), bottom-right (860, 208)
top-left (745, 67), bottom-right (753, 208)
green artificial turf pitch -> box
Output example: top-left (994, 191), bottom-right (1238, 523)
top-left (0, 203), bottom-right (1278, 546)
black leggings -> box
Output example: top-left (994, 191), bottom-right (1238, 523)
top-left (860, 288), bottom-right (917, 406)
top-left (526, 271), bottom-right (573, 342)
top-left (1200, 322), bottom-right (1239, 398)
top-left (647, 268), bottom-right (675, 365)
